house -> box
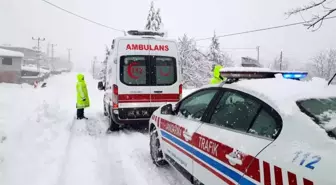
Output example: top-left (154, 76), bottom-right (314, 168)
top-left (0, 48), bottom-right (24, 83)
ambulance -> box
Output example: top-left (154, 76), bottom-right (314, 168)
top-left (98, 30), bottom-right (182, 131)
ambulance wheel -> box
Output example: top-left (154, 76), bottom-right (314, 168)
top-left (108, 115), bottom-right (119, 132)
top-left (150, 127), bottom-right (167, 166)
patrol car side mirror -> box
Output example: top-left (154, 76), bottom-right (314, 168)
top-left (161, 104), bottom-right (173, 115)
top-left (98, 81), bottom-right (105, 91)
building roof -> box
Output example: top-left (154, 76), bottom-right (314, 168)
top-left (0, 48), bottom-right (24, 57)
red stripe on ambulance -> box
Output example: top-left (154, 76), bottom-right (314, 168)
top-left (119, 94), bottom-right (179, 103)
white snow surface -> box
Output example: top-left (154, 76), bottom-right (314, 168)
top-left (0, 72), bottom-right (190, 185)
top-left (220, 67), bottom-right (272, 72)
top-left (0, 48), bottom-right (24, 58)
top-left (226, 78), bottom-right (336, 115)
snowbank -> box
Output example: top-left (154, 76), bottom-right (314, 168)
top-left (22, 65), bottom-right (50, 74)
top-left (0, 48), bottom-right (24, 58)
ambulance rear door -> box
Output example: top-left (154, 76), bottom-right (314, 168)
top-left (148, 39), bottom-right (180, 108)
top-left (117, 38), bottom-right (152, 115)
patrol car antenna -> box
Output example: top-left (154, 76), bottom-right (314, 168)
top-left (328, 72), bottom-right (336, 86)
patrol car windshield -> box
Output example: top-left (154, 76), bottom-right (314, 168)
top-left (297, 98), bottom-right (336, 139)
top-left (120, 55), bottom-right (177, 86)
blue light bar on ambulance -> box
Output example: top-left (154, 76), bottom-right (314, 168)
top-left (220, 67), bottom-right (308, 80)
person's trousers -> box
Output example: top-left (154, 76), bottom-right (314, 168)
top-left (77, 108), bottom-right (84, 118)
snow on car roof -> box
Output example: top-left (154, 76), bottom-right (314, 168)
top-left (0, 48), bottom-right (24, 57)
top-left (220, 67), bottom-right (272, 72)
top-left (224, 77), bottom-right (336, 115)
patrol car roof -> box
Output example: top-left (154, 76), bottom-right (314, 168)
top-left (222, 77), bottom-right (336, 115)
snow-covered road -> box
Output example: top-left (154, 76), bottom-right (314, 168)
top-left (0, 72), bottom-right (191, 185)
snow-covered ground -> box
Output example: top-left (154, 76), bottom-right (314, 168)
top-left (0, 73), bottom-right (191, 185)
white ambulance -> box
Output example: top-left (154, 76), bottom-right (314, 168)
top-left (98, 30), bottom-right (182, 131)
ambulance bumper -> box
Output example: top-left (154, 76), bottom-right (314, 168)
top-left (111, 107), bottom-right (159, 125)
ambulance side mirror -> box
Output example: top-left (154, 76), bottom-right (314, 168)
top-left (98, 81), bottom-right (105, 91)
top-left (161, 104), bottom-right (173, 115)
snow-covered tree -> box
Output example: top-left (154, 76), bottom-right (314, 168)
top-left (271, 56), bottom-right (289, 70)
top-left (286, 0), bottom-right (336, 30)
top-left (154, 8), bottom-right (162, 31)
top-left (145, 1), bottom-right (163, 31)
top-left (145, 1), bottom-right (157, 31)
top-left (307, 49), bottom-right (336, 79)
top-left (208, 31), bottom-right (234, 67)
top-left (178, 34), bottom-right (212, 88)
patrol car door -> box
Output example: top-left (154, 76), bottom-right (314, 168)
top-left (158, 88), bottom-right (221, 179)
top-left (117, 39), bottom-right (152, 116)
top-left (148, 39), bottom-right (180, 107)
top-left (192, 89), bottom-right (282, 185)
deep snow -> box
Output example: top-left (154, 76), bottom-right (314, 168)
top-left (0, 73), bottom-right (191, 185)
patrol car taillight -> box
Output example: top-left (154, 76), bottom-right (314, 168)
top-left (179, 84), bottom-right (182, 99)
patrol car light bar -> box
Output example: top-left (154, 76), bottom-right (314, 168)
top-left (220, 68), bottom-right (308, 80)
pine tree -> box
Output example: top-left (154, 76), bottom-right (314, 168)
top-left (208, 31), bottom-right (234, 67)
top-left (154, 8), bottom-right (162, 31)
top-left (178, 34), bottom-right (212, 88)
top-left (145, 1), bottom-right (156, 31)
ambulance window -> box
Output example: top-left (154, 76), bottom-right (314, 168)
top-left (210, 91), bottom-right (261, 132)
top-left (120, 56), bottom-right (149, 86)
top-left (153, 56), bottom-right (177, 85)
top-left (248, 109), bottom-right (281, 139)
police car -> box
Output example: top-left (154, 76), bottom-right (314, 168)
top-left (148, 67), bottom-right (336, 185)
top-left (98, 30), bottom-right (182, 131)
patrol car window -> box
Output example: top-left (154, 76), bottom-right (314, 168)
top-left (152, 56), bottom-right (176, 86)
top-left (210, 91), bottom-right (261, 132)
top-left (120, 56), bottom-right (149, 86)
top-left (297, 98), bottom-right (336, 139)
top-left (178, 89), bottom-right (218, 120)
top-left (248, 109), bottom-right (280, 139)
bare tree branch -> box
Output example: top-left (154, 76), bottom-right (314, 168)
top-left (286, 0), bottom-right (336, 30)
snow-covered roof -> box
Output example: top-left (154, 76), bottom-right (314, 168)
top-left (21, 65), bottom-right (50, 73)
top-left (223, 78), bottom-right (336, 115)
top-left (0, 48), bottom-right (24, 57)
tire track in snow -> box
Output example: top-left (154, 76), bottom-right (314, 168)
top-left (109, 130), bottom-right (191, 185)
top-left (56, 113), bottom-right (111, 185)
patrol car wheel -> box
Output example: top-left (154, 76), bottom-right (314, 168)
top-left (150, 127), bottom-right (167, 166)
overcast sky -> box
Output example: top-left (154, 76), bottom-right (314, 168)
top-left (1, 0), bottom-right (336, 71)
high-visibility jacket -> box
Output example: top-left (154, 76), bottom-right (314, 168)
top-left (210, 65), bottom-right (224, 84)
top-left (76, 73), bottom-right (90, 109)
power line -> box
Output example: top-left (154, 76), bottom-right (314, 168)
top-left (40, 0), bottom-right (125, 33)
top-left (196, 15), bottom-right (336, 41)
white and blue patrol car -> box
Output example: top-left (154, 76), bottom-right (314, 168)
top-left (148, 67), bottom-right (336, 185)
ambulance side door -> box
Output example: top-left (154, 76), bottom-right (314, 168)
top-left (191, 88), bottom-right (282, 185)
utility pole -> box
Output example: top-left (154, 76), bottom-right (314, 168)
top-left (279, 51), bottom-right (283, 70)
top-left (32, 37), bottom-right (45, 73)
top-left (256, 46), bottom-right (260, 63)
top-left (67, 48), bottom-right (72, 62)
top-left (51, 44), bottom-right (57, 71)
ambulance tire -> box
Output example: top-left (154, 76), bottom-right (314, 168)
top-left (150, 127), bottom-right (167, 166)
top-left (108, 111), bottom-right (119, 132)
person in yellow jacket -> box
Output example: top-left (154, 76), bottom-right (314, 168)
top-left (210, 64), bottom-right (225, 84)
top-left (76, 73), bottom-right (90, 120)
